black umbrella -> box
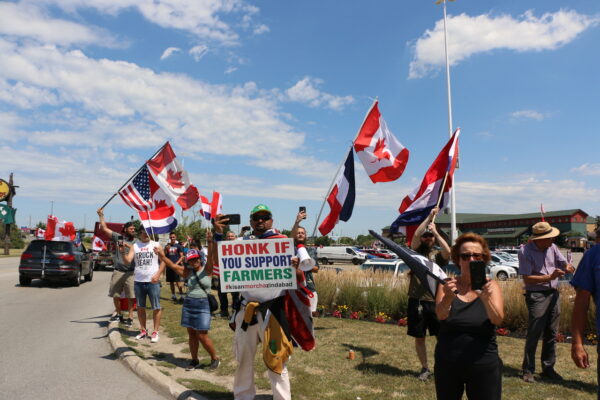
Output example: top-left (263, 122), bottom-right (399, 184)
top-left (369, 230), bottom-right (447, 298)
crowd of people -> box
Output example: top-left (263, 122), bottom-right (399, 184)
top-left (96, 206), bottom-right (600, 400)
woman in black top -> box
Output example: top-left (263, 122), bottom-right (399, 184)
top-left (435, 233), bottom-right (505, 400)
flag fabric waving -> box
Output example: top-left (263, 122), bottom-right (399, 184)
top-left (211, 191), bottom-right (222, 217)
top-left (390, 129), bottom-right (460, 239)
top-left (137, 183), bottom-right (178, 235)
top-left (45, 215), bottom-right (76, 241)
top-left (369, 230), bottom-right (447, 298)
top-left (147, 142), bottom-right (199, 210)
top-left (199, 195), bottom-right (212, 220)
top-left (119, 166), bottom-right (155, 212)
top-left (92, 236), bottom-right (107, 251)
top-left (540, 203), bottom-right (546, 222)
top-left (36, 228), bottom-right (45, 238)
top-left (318, 148), bottom-right (356, 236)
top-left (353, 101), bottom-right (410, 183)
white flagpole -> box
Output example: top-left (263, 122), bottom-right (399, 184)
top-left (440, 0), bottom-right (458, 243)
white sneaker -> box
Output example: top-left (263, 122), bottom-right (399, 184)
top-left (135, 330), bottom-right (147, 340)
top-left (150, 331), bottom-right (159, 343)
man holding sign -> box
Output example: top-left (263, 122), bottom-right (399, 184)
top-left (214, 205), bottom-right (310, 400)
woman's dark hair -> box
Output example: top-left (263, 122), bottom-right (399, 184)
top-left (451, 232), bottom-right (492, 265)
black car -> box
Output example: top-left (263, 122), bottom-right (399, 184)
top-left (19, 240), bottom-right (93, 286)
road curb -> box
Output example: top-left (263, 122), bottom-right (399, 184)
top-left (107, 321), bottom-right (208, 400)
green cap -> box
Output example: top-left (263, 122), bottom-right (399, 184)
top-left (250, 204), bottom-right (271, 215)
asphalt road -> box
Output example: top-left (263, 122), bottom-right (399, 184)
top-left (0, 257), bottom-right (166, 400)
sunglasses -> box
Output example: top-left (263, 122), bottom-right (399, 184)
top-left (459, 253), bottom-right (484, 261)
top-left (251, 214), bottom-right (272, 222)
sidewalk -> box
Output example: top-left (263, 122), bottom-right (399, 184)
top-left (107, 291), bottom-right (274, 400)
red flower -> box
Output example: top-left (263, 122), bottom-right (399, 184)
top-left (495, 328), bottom-right (510, 336)
top-left (397, 318), bottom-right (408, 327)
top-left (349, 311), bottom-right (360, 320)
top-left (332, 310), bottom-right (342, 318)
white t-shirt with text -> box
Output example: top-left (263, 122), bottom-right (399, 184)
top-left (133, 240), bottom-right (160, 282)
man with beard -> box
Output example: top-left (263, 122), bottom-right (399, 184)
top-left (409, 207), bottom-right (450, 380)
top-left (97, 208), bottom-right (136, 326)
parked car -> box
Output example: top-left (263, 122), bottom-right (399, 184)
top-left (18, 240), bottom-right (94, 286)
top-left (316, 246), bottom-right (369, 265)
top-left (493, 251), bottom-right (518, 263)
top-left (377, 249), bottom-right (398, 259)
top-left (361, 249), bottom-right (395, 259)
top-left (491, 253), bottom-right (519, 270)
top-left (489, 262), bottom-right (518, 281)
top-left (360, 259), bottom-right (409, 276)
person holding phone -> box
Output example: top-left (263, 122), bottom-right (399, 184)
top-left (434, 233), bottom-right (504, 400)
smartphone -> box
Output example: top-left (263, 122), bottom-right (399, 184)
top-left (221, 214), bottom-right (241, 225)
top-left (117, 235), bottom-right (124, 247)
top-left (469, 261), bottom-right (487, 290)
top-left (299, 206), bottom-right (306, 213)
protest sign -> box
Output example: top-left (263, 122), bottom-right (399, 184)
top-left (218, 238), bottom-right (296, 293)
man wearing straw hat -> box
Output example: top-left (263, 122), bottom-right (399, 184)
top-left (519, 221), bottom-right (574, 383)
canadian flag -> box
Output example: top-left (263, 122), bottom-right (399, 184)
top-left (211, 191), bottom-right (222, 217)
top-left (44, 215), bottom-right (76, 241)
top-left (147, 142), bottom-right (199, 210)
top-left (353, 101), bottom-right (409, 183)
top-left (36, 228), bottom-right (46, 238)
top-left (92, 236), bottom-right (107, 251)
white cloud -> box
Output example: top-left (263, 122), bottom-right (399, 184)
top-left (0, 38), bottom-right (339, 178)
top-left (35, 0), bottom-right (265, 45)
top-left (224, 66), bottom-right (238, 74)
top-left (571, 163), bottom-right (600, 176)
top-left (285, 77), bottom-right (354, 111)
top-left (189, 45), bottom-right (209, 61)
top-left (0, 2), bottom-right (119, 47)
top-left (160, 47), bottom-right (181, 60)
top-left (409, 9), bottom-right (599, 78)
top-left (253, 24), bottom-right (269, 35)
top-left (510, 109), bottom-right (546, 121)
top-left (455, 177), bottom-right (599, 213)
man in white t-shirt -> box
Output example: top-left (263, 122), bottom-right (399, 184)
top-left (124, 226), bottom-right (165, 343)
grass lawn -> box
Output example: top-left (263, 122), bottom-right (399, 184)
top-left (148, 286), bottom-right (598, 400)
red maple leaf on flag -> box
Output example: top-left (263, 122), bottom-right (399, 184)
top-left (166, 169), bottom-right (184, 189)
top-left (371, 138), bottom-right (391, 162)
top-left (59, 223), bottom-right (76, 239)
top-left (154, 199), bottom-right (168, 208)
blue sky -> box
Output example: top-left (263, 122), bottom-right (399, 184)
top-left (1, 0), bottom-right (599, 237)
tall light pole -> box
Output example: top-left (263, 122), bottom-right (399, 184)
top-left (437, 0), bottom-right (458, 243)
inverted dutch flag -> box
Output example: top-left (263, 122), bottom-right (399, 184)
top-left (390, 129), bottom-right (460, 239)
top-left (318, 148), bottom-right (356, 236)
top-left (353, 101), bottom-right (409, 183)
top-left (199, 195), bottom-right (212, 220)
top-left (211, 191), bottom-right (222, 217)
top-left (137, 174), bottom-right (178, 235)
top-left (147, 142), bottom-right (199, 210)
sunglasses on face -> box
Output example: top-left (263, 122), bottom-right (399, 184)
top-left (251, 214), bottom-right (272, 222)
top-left (460, 253), bottom-right (484, 261)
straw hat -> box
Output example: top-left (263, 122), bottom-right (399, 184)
top-left (530, 222), bottom-right (560, 240)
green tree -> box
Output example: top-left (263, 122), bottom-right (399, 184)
top-left (337, 236), bottom-right (356, 245)
top-left (0, 223), bottom-right (25, 249)
top-left (314, 236), bottom-right (331, 246)
top-left (356, 234), bottom-right (375, 247)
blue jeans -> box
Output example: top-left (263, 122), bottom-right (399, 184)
top-left (134, 281), bottom-right (161, 310)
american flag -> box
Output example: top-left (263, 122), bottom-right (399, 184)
top-left (119, 166), bottom-right (154, 212)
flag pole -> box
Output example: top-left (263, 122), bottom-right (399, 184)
top-left (440, 0), bottom-right (458, 243)
top-left (100, 141), bottom-right (169, 209)
top-left (146, 210), bottom-right (156, 239)
top-left (432, 170), bottom-right (451, 222)
top-left (310, 144), bottom-right (354, 240)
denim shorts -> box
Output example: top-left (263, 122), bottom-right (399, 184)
top-left (134, 281), bottom-right (161, 310)
top-left (181, 297), bottom-right (211, 331)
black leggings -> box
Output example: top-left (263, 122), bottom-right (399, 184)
top-left (435, 358), bottom-right (502, 400)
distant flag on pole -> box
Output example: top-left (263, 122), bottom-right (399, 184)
top-left (319, 148), bottom-right (356, 236)
top-left (211, 191), bottom-right (222, 217)
top-left (390, 129), bottom-right (460, 243)
top-left (36, 228), bottom-right (45, 238)
top-left (147, 142), bottom-right (200, 210)
top-left (199, 195), bottom-right (212, 221)
top-left (353, 101), bottom-right (409, 183)
top-left (92, 236), bottom-right (107, 251)
top-left (540, 203), bottom-right (546, 222)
